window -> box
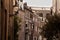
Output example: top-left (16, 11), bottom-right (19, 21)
top-left (34, 38), bottom-right (36, 40)
top-left (46, 13), bottom-right (50, 19)
top-left (25, 24), bottom-right (28, 27)
top-left (25, 33), bottom-right (28, 40)
top-left (32, 24), bottom-right (34, 29)
top-left (30, 13), bottom-right (33, 19)
top-left (46, 13), bottom-right (50, 18)
top-left (39, 13), bottom-right (43, 17)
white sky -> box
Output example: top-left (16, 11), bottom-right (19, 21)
top-left (23, 0), bottom-right (52, 7)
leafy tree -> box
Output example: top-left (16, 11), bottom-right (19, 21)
top-left (14, 15), bottom-right (21, 40)
top-left (42, 14), bottom-right (60, 40)
top-left (14, 15), bottom-right (19, 40)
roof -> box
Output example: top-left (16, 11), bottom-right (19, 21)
top-left (30, 6), bottom-right (51, 10)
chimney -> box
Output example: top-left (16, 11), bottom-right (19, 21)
top-left (24, 2), bottom-right (27, 8)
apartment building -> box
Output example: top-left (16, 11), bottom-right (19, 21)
top-left (32, 7), bottom-right (51, 18)
top-left (17, 2), bottom-right (41, 40)
top-left (31, 7), bottom-right (51, 40)
top-left (0, 0), bottom-right (18, 40)
top-left (52, 0), bottom-right (60, 14)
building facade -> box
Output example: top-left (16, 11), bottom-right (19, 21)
top-left (17, 2), bottom-right (42, 40)
top-left (32, 7), bottom-right (51, 22)
top-left (16, 3), bottom-right (32, 40)
top-left (0, 0), bottom-right (15, 40)
top-left (20, 4), bottom-right (52, 40)
top-left (52, 0), bottom-right (60, 14)
top-left (31, 7), bottom-right (51, 40)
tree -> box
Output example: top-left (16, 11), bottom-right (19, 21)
top-left (14, 15), bottom-right (19, 40)
top-left (14, 15), bottom-right (21, 40)
top-left (42, 14), bottom-right (60, 40)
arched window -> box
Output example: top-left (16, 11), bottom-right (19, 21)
top-left (30, 13), bottom-right (33, 19)
top-left (39, 13), bottom-right (43, 17)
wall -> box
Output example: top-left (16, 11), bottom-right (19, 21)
top-left (52, 0), bottom-right (60, 13)
top-left (18, 10), bottom-right (25, 40)
top-left (0, 0), bottom-right (14, 40)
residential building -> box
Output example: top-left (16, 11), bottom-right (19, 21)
top-left (24, 3), bottom-right (34, 40)
top-left (17, 9), bottom-right (25, 40)
top-left (32, 7), bottom-right (51, 22)
top-left (17, 2), bottom-right (41, 40)
top-left (0, 0), bottom-right (15, 40)
top-left (52, 0), bottom-right (60, 14)
top-left (31, 7), bottom-right (51, 40)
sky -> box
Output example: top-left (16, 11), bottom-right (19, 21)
top-left (23, 0), bottom-right (52, 7)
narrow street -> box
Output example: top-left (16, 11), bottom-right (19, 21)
top-left (0, 0), bottom-right (60, 40)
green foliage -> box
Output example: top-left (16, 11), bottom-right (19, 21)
top-left (42, 14), bottom-right (60, 39)
top-left (14, 15), bottom-right (19, 40)
top-left (14, 15), bottom-right (21, 40)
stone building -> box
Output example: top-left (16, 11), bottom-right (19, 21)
top-left (17, 2), bottom-right (42, 40)
top-left (17, 10), bottom-right (25, 40)
top-left (19, 3), bottom-right (34, 40)
top-left (0, 0), bottom-right (14, 40)
top-left (24, 3), bottom-right (41, 40)
top-left (31, 7), bottom-right (51, 40)
top-left (0, 0), bottom-right (18, 39)
top-left (13, 1), bottom-right (52, 40)
top-left (52, 0), bottom-right (60, 14)
top-left (32, 15), bottom-right (41, 40)
top-left (0, 0), bottom-right (22, 40)
top-left (32, 7), bottom-right (51, 18)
